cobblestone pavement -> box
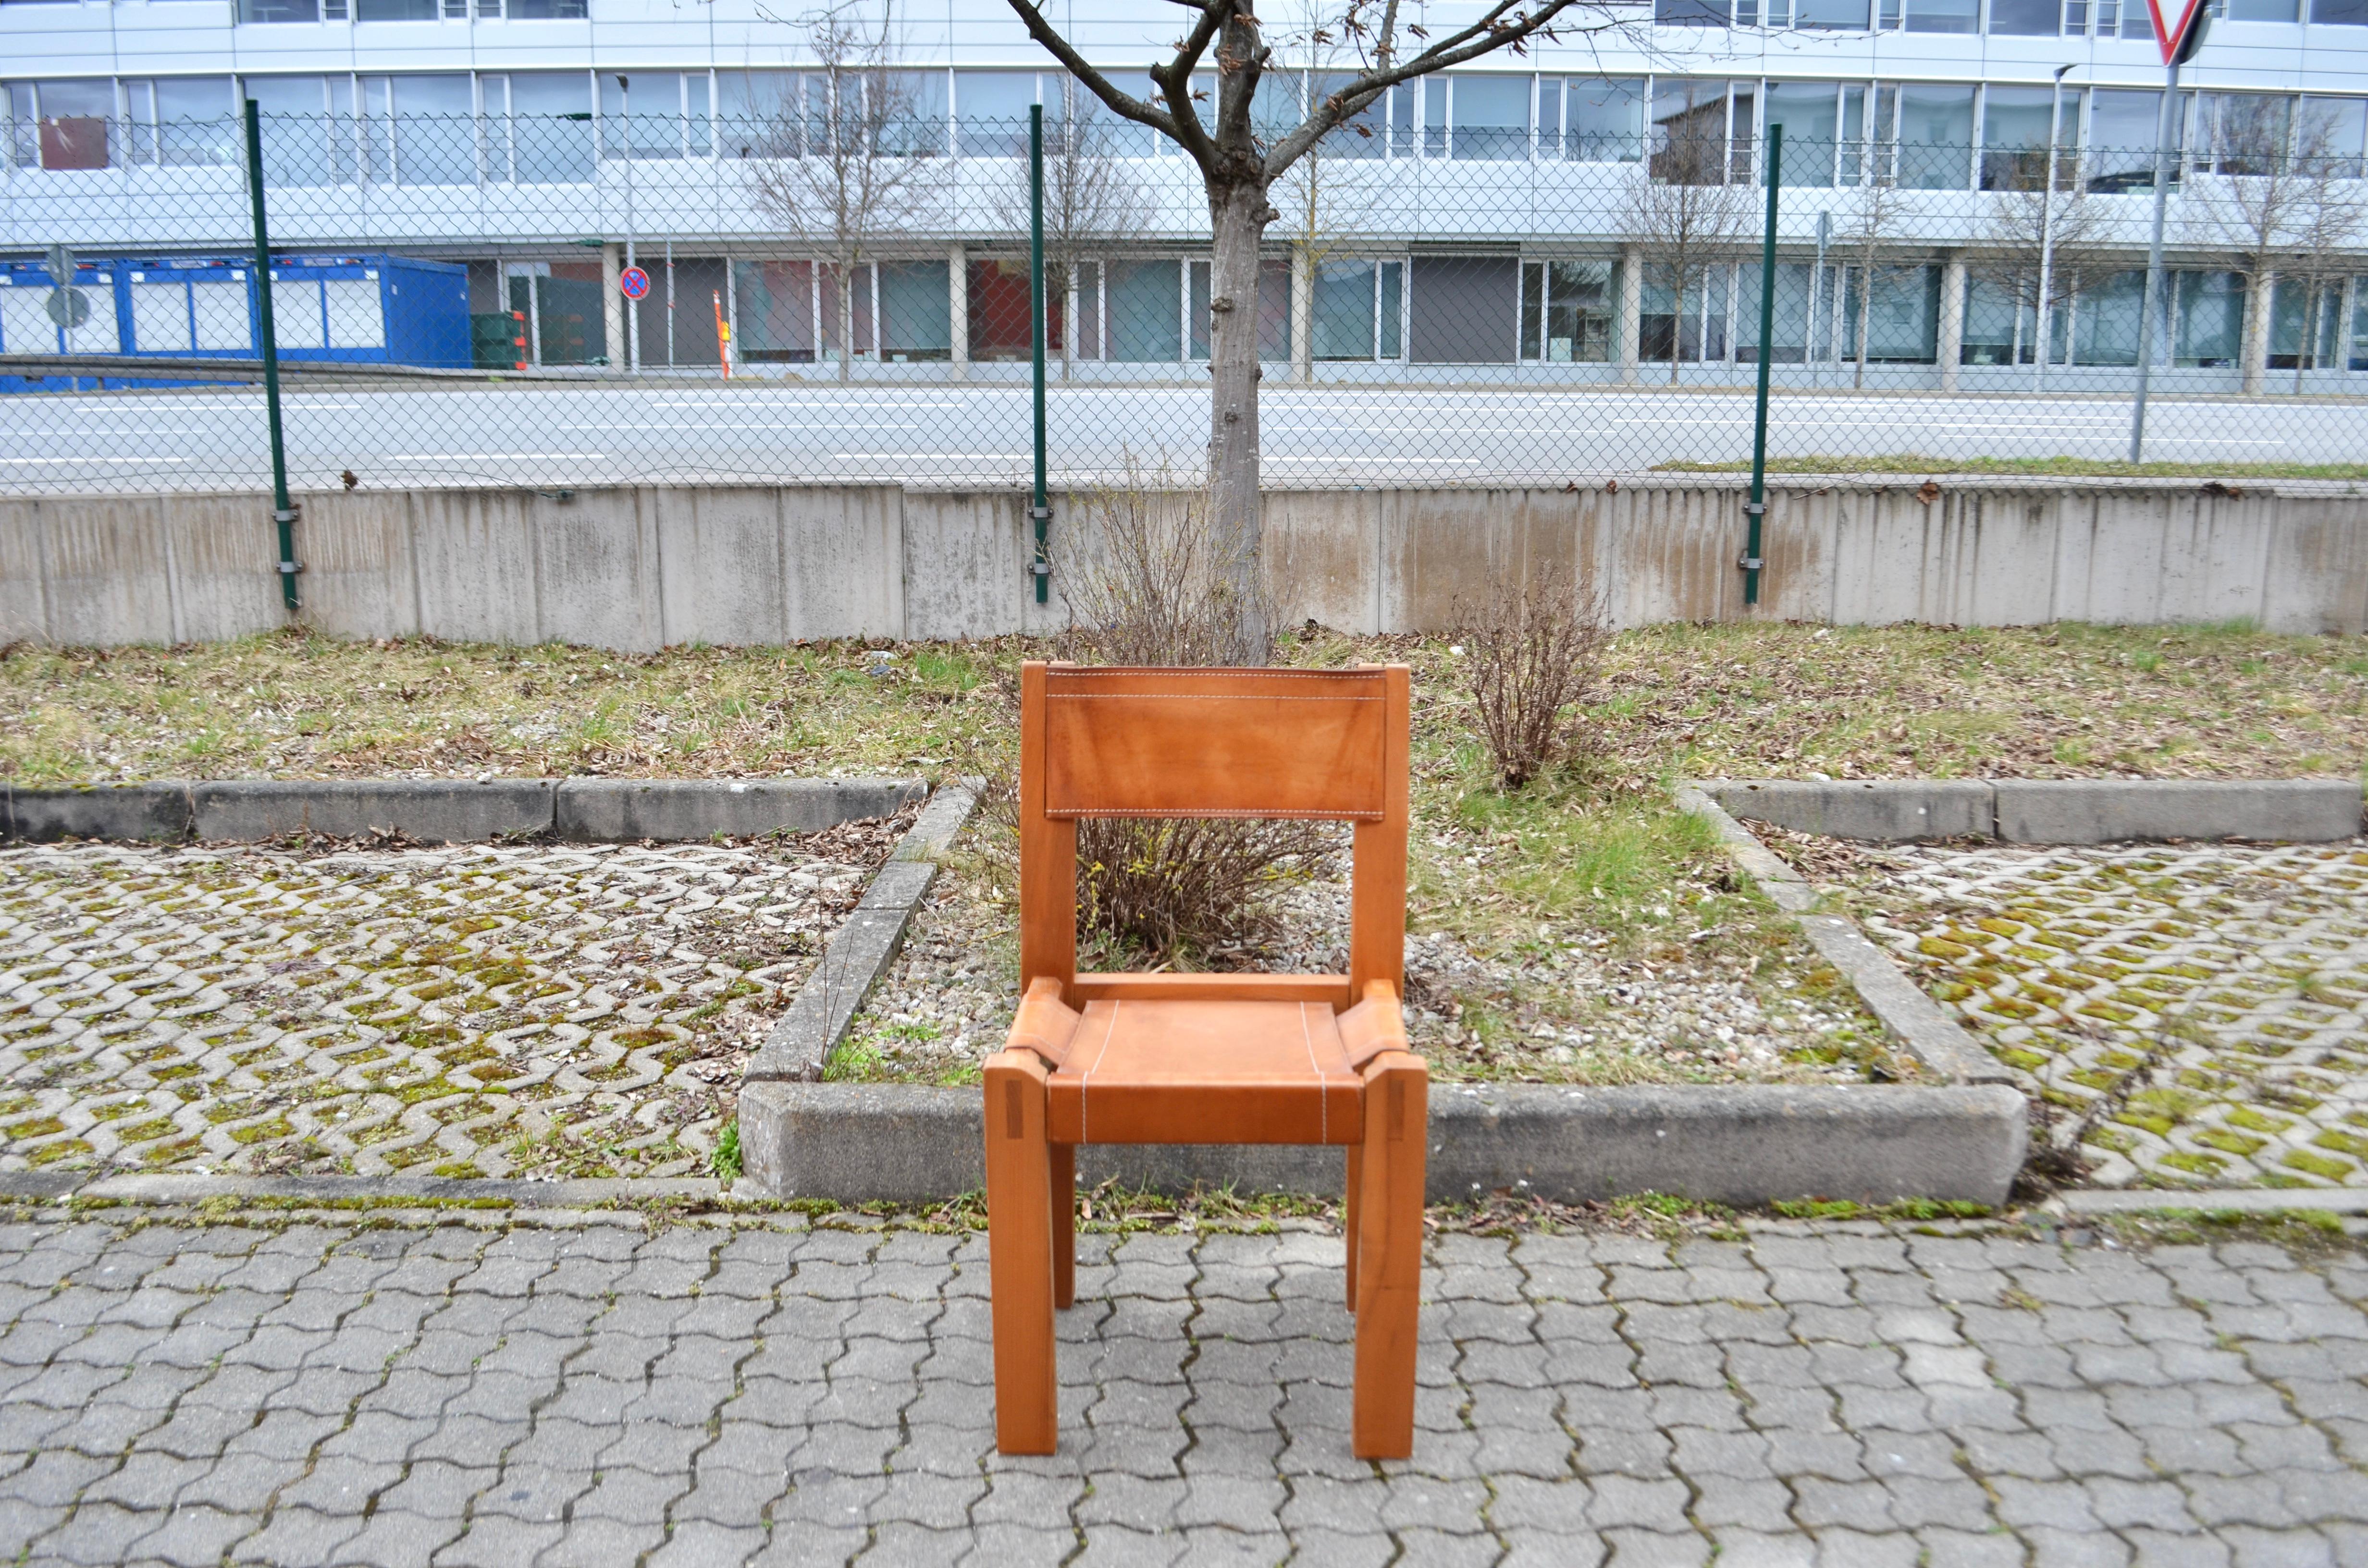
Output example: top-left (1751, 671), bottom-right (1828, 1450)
top-left (7, 1213), bottom-right (2368, 1565)
top-left (1855, 841), bottom-right (2368, 1191)
top-left (0, 839), bottom-right (885, 1180)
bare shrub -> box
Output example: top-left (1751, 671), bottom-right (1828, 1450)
top-left (1457, 560), bottom-right (1611, 790)
top-left (1054, 471), bottom-right (1327, 968)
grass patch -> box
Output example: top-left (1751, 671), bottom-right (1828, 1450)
top-left (1656, 454), bottom-right (2368, 482)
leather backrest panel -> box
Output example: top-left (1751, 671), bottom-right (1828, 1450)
top-left (1040, 664), bottom-right (1387, 821)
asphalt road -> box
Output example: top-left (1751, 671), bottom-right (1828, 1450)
top-left (1, 380), bottom-right (2361, 494)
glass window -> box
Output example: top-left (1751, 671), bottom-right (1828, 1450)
top-left (1656, 0), bottom-right (1731, 23)
top-left (1312, 259), bottom-right (1377, 358)
top-left (239, 0), bottom-right (321, 19)
top-left (603, 72), bottom-right (691, 159)
top-left (1449, 75), bottom-right (1530, 160)
top-left (2299, 97), bottom-right (2367, 175)
top-left (2173, 271), bottom-right (2244, 365)
top-left (506, 0), bottom-right (586, 15)
top-left (1959, 274), bottom-right (2035, 363)
top-left (1897, 83), bottom-right (1974, 186)
top-left (1981, 85), bottom-right (2057, 187)
top-left (876, 71), bottom-right (947, 156)
top-left (878, 260), bottom-right (950, 360)
top-left (245, 75), bottom-right (335, 184)
top-left (1107, 259), bottom-right (1182, 362)
top-left (1989, 0), bottom-right (2059, 25)
top-left (35, 79), bottom-right (112, 170)
top-left (356, 0), bottom-right (439, 17)
top-left (2087, 88), bottom-right (2165, 187)
top-left (1905, 0), bottom-right (1979, 26)
top-left (955, 71), bottom-right (1034, 156)
top-left (1650, 80), bottom-right (1738, 184)
top-left (1309, 73), bottom-right (1389, 159)
top-left (2202, 93), bottom-right (2292, 174)
top-left (965, 258), bottom-right (1042, 360)
top-left (1764, 82), bottom-right (1838, 185)
top-left (1840, 265), bottom-right (1938, 360)
top-left (2121, 2), bottom-right (2154, 34)
top-left (2313, 0), bottom-right (2368, 20)
top-left (1798, 0), bottom-right (1874, 22)
top-left (2269, 277), bottom-right (2343, 368)
top-left (733, 260), bottom-right (817, 362)
top-left (391, 74), bottom-right (474, 184)
top-left (1520, 258), bottom-right (1617, 361)
top-left (716, 71), bottom-right (802, 159)
top-left (1735, 262), bottom-right (1813, 361)
top-left (2227, 0), bottom-right (2298, 17)
top-left (2350, 280), bottom-right (2368, 370)
top-left (511, 73), bottom-right (593, 182)
top-left (1565, 77), bottom-right (1645, 161)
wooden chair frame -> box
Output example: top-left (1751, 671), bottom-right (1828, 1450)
top-left (985, 660), bottom-right (1427, 1459)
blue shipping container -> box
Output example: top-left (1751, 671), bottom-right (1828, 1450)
top-left (0, 252), bottom-right (471, 392)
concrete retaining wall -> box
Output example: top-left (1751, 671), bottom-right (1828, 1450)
top-left (6, 478), bottom-right (2366, 649)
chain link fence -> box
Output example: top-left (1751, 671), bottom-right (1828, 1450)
top-left (0, 103), bottom-right (2364, 497)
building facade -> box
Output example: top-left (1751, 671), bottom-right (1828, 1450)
top-left (1, 0), bottom-right (2364, 390)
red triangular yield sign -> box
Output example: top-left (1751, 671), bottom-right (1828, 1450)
top-left (2146, 0), bottom-right (2208, 63)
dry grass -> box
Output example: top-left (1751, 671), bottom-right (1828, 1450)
top-left (10, 620), bottom-right (2356, 791)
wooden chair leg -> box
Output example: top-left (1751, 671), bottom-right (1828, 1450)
top-left (984, 1051), bottom-right (1057, 1455)
top-left (1344, 1145), bottom-right (1363, 1312)
top-left (1352, 1052), bottom-right (1427, 1461)
top-left (1050, 1141), bottom-right (1076, 1311)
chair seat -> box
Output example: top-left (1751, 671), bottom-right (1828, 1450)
top-left (1047, 998), bottom-right (1366, 1146)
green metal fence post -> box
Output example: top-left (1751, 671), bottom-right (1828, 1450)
top-left (1743, 122), bottom-right (1781, 610)
top-left (1029, 102), bottom-right (1049, 605)
top-left (243, 99), bottom-right (299, 613)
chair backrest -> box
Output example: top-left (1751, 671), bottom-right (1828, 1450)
top-left (1018, 660), bottom-right (1410, 1007)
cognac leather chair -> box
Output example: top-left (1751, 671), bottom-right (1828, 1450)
top-left (983, 660), bottom-right (1428, 1459)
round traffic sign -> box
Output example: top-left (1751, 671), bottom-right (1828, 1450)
top-left (619, 267), bottom-right (650, 300)
top-left (44, 288), bottom-right (89, 330)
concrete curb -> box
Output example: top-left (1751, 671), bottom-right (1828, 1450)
top-left (744, 777), bottom-right (984, 1084)
top-left (0, 1170), bottom-right (718, 1208)
top-left (1, 776), bottom-right (925, 845)
top-left (2056, 1188), bottom-right (2368, 1216)
top-left (1704, 777), bottom-right (2362, 845)
top-left (736, 1080), bottom-right (2028, 1207)
top-left (1674, 785), bottom-right (2010, 1087)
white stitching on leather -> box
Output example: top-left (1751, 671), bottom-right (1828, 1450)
top-left (1300, 1003), bottom-right (1326, 1147)
top-left (1076, 1002), bottom-right (1120, 1147)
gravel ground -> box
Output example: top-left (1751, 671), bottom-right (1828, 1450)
top-left (0, 814), bottom-right (910, 1179)
top-left (837, 831), bottom-right (1904, 1088)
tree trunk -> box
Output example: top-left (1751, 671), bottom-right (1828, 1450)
top-left (1206, 177), bottom-right (1271, 666)
top-left (2296, 282), bottom-right (2315, 394)
top-left (1666, 273), bottom-right (1684, 387)
top-left (1854, 261), bottom-right (1873, 391)
top-left (836, 260), bottom-right (855, 385)
top-left (2242, 267), bottom-right (2273, 396)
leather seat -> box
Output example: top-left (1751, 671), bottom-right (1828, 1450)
top-left (1047, 999), bottom-right (1365, 1147)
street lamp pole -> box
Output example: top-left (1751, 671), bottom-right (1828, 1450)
top-left (2034, 64), bottom-right (2075, 393)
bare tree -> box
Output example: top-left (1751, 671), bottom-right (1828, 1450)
top-left (1626, 98), bottom-right (1754, 386)
top-left (1002, 0), bottom-right (1632, 664)
top-left (988, 81), bottom-right (1154, 383)
top-left (1974, 152), bottom-right (2116, 387)
top-left (2273, 104), bottom-right (2368, 392)
top-left (742, 10), bottom-right (949, 384)
top-left (2194, 96), bottom-right (2352, 395)
top-left (1828, 170), bottom-right (1921, 391)
top-left (1268, 55), bottom-right (1392, 383)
